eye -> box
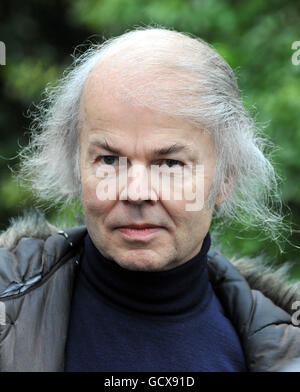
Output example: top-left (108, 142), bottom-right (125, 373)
top-left (159, 159), bottom-right (184, 168)
top-left (96, 155), bottom-right (119, 165)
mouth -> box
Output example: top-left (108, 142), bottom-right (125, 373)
top-left (118, 223), bottom-right (161, 229)
top-left (116, 223), bottom-right (163, 240)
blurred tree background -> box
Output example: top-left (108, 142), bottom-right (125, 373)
top-left (0, 0), bottom-right (299, 277)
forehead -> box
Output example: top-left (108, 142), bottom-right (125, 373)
top-left (80, 48), bottom-right (195, 124)
top-left (79, 62), bottom-right (214, 155)
top-left (82, 67), bottom-right (184, 130)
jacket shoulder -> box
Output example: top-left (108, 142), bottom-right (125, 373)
top-left (0, 210), bottom-right (86, 299)
top-left (207, 249), bottom-right (300, 371)
top-left (244, 289), bottom-right (300, 371)
top-left (208, 248), bottom-right (300, 316)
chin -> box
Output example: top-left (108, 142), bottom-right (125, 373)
top-left (114, 250), bottom-right (167, 272)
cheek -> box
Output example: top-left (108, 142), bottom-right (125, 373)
top-left (160, 198), bottom-right (197, 228)
top-left (161, 199), bottom-right (212, 251)
top-left (81, 174), bottom-right (113, 216)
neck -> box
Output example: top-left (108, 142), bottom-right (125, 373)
top-left (80, 232), bottom-right (212, 317)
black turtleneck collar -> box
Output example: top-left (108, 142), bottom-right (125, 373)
top-left (79, 232), bottom-right (212, 317)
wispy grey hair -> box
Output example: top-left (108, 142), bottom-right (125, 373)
top-left (18, 26), bottom-right (287, 244)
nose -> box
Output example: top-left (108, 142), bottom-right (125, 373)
top-left (120, 164), bottom-right (158, 205)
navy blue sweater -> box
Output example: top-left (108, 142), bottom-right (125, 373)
top-left (64, 232), bottom-right (247, 372)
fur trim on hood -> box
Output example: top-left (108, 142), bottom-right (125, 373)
top-left (0, 209), bottom-right (58, 248)
top-left (0, 209), bottom-right (299, 315)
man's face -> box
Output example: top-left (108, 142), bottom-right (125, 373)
top-left (79, 68), bottom-right (220, 271)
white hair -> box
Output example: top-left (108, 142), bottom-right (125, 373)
top-left (18, 26), bottom-right (288, 244)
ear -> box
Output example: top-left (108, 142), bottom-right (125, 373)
top-left (214, 170), bottom-right (237, 206)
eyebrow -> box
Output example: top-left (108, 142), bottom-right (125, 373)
top-left (89, 138), bottom-right (193, 157)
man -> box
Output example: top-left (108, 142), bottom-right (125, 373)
top-left (0, 27), bottom-right (299, 372)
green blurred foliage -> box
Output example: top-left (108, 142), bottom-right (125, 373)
top-left (0, 0), bottom-right (299, 278)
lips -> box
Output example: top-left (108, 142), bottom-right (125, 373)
top-left (116, 223), bottom-right (162, 239)
top-left (118, 223), bottom-right (161, 229)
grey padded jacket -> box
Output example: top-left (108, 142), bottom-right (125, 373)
top-left (0, 212), bottom-right (299, 372)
